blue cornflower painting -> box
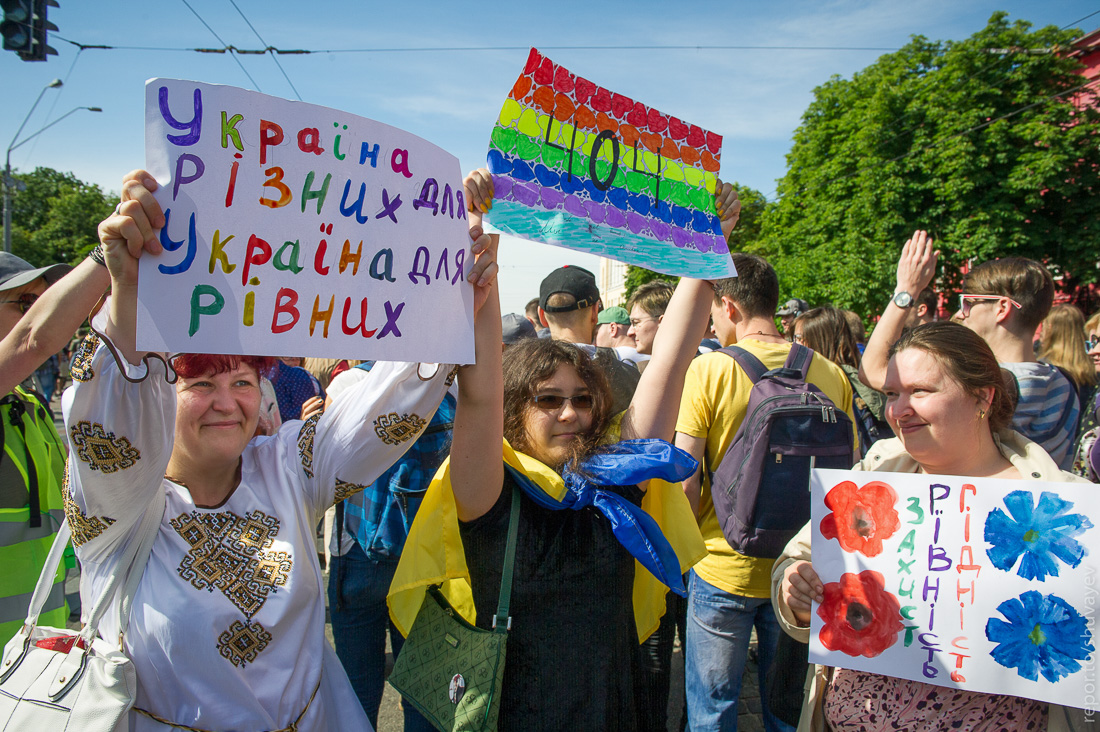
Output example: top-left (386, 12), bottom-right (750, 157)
top-left (986, 591), bottom-right (1093, 683)
top-left (984, 490), bottom-right (1092, 581)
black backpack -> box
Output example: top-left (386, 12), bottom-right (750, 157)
top-left (709, 345), bottom-right (855, 558)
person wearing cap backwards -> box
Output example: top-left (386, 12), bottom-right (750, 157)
top-left (0, 251), bottom-right (75, 643)
top-left (776, 298), bottom-right (809, 341)
top-left (538, 265), bottom-right (641, 412)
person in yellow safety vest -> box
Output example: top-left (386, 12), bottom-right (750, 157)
top-left (0, 252), bottom-right (73, 644)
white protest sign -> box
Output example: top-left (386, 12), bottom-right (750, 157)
top-left (140, 79), bottom-right (474, 363)
top-left (809, 468), bottom-right (1098, 711)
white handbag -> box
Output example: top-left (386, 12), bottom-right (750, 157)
top-left (0, 489), bottom-right (164, 732)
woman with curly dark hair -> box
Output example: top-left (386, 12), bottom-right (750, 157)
top-left (389, 169), bottom-right (742, 730)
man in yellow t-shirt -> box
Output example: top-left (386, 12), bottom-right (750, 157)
top-left (674, 254), bottom-right (856, 731)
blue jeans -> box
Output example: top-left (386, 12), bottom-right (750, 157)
top-left (685, 571), bottom-right (794, 732)
top-left (328, 542), bottom-right (433, 732)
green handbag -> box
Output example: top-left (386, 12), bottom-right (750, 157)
top-left (388, 483), bottom-right (521, 732)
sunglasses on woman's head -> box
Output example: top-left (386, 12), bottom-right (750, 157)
top-left (531, 394), bottom-right (594, 411)
top-left (0, 293), bottom-right (38, 315)
top-left (957, 293), bottom-right (1022, 317)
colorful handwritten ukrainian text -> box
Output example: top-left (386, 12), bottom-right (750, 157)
top-left (809, 469), bottom-right (1098, 712)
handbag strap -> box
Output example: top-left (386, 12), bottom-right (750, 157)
top-left (22, 517), bottom-right (73, 627)
top-left (114, 488), bottom-right (166, 640)
top-left (22, 483), bottom-right (165, 644)
top-left (491, 482), bottom-right (522, 632)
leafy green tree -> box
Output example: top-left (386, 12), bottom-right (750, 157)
top-left (9, 167), bottom-right (115, 266)
top-left (623, 181), bottom-right (769, 301)
top-left (752, 13), bottom-right (1100, 317)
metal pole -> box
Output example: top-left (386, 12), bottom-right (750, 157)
top-left (3, 79), bottom-right (62, 254)
top-left (3, 104), bottom-right (101, 254)
top-left (2, 155), bottom-right (11, 254)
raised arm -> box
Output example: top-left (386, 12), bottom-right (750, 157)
top-left (98, 170), bottom-right (166, 365)
top-left (858, 230), bottom-right (937, 391)
top-left (620, 181), bottom-right (741, 443)
top-left (0, 259), bottom-right (108, 394)
top-left (0, 171), bottom-right (162, 394)
top-left (449, 169), bottom-right (504, 522)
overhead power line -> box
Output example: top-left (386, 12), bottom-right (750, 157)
top-left (47, 36), bottom-right (900, 54)
top-left (227, 0), bottom-right (300, 100)
top-left (1061, 9), bottom-right (1100, 30)
top-left (178, 0), bottom-right (262, 92)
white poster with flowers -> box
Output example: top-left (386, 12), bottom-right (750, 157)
top-left (808, 468), bottom-right (1099, 711)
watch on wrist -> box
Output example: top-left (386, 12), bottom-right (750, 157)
top-left (892, 291), bottom-right (914, 309)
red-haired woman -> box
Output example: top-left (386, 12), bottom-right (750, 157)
top-left (60, 170), bottom-right (497, 731)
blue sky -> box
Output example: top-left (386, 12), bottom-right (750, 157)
top-left (3, 0), bottom-right (1097, 314)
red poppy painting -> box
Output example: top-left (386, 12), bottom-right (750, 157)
top-left (819, 480), bottom-right (901, 557)
top-left (818, 570), bottom-right (904, 658)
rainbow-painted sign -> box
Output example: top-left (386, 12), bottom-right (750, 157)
top-left (487, 48), bottom-right (735, 279)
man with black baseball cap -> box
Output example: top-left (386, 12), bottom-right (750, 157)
top-left (537, 264), bottom-right (640, 412)
top-left (537, 265), bottom-right (602, 344)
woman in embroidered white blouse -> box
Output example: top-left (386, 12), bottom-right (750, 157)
top-left (61, 170), bottom-right (498, 731)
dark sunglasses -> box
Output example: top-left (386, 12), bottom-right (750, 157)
top-left (0, 293), bottom-right (38, 315)
top-left (531, 394), bottom-right (594, 411)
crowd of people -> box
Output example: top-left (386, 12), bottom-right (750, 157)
top-left (0, 163), bottom-right (1097, 732)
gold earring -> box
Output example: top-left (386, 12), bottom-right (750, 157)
top-left (978, 408), bottom-right (987, 420)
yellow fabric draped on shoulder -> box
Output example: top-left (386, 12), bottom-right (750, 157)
top-left (387, 436), bottom-right (707, 643)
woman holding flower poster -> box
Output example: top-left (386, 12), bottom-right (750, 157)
top-left (772, 322), bottom-right (1090, 732)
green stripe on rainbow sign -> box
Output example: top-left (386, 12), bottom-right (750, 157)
top-left (486, 48), bottom-right (736, 280)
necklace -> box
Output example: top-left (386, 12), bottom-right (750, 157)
top-left (742, 330), bottom-right (784, 341)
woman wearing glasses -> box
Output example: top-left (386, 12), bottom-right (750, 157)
top-left (388, 169), bottom-right (739, 730)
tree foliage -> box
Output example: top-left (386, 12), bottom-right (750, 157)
top-left (623, 181), bottom-right (769, 301)
top-left (751, 13), bottom-right (1100, 317)
top-left (9, 167), bottom-right (115, 267)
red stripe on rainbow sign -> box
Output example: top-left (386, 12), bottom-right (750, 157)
top-left (509, 48), bottom-right (722, 172)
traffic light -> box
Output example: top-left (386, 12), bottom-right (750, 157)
top-left (0, 0), bottom-right (32, 55)
top-left (1, 0), bottom-right (55, 61)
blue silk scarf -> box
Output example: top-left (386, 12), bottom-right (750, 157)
top-left (504, 438), bottom-right (698, 596)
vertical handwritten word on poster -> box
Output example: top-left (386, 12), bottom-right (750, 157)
top-left (808, 469), bottom-right (1098, 711)
top-left (486, 49), bottom-right (736, 280)
top-left (141, 79), bottom-right (474, 364)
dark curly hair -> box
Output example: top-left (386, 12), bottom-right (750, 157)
top-left (501, 339), bottom-right (612, 467)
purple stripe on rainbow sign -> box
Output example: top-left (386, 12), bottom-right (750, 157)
top-left (488, 148), bottom-right (722, 235)
top-left (493, 173), bottom-right (728, 254)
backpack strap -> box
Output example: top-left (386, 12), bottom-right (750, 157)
top-left (785, 343), bottom-right (814, 379)
top-left (719, 346), bottom-right (769, 384)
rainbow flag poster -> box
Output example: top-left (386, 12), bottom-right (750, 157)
top-left (486, 48), bottom-right (735, 279)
